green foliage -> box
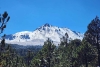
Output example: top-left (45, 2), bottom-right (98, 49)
top-left (84, 16), bottom-right (100, 66)
top-left (31, 38), bottom-right (56, 67)
top-left (0, 11), bottom-right (10, 33)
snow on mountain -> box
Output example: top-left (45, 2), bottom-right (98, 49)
top-left (5, 23), bottom-right (84, 46)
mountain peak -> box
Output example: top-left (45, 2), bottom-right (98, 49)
top-left (5, 24), bottom-right (84, 46)
top-left (43, 23), bottom-right (51, 27)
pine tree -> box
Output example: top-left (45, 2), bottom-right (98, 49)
top-left (84, 16), bottom-right (100, 66)
top-left (33, 38), bottom-right (56, 67)
top-left (0, 11), bottom-right (10, 51)
top-left (0, 11), bottom-right (10, 66)
top-left (60, 33), bottom-right (69, 47)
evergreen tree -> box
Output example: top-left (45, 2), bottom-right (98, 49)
top-left (0, 11), bottom-right (10, 51)
top-left (60, 33), bottom-right (69, 47)
top-left (0, 11), bottom-right (10, 66)
top-left (67, 39), bottom-right (82, 67)
top-left (84, 16), bottom-right (100, 66)
top-left (31, 38), bottom-right (56, 67)
top-left (42, 38), bottom-right (56, 67)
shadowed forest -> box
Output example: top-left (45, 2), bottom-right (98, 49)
top-left (0, 12), bottom-right (100, 67)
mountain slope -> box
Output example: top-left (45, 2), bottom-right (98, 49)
top-left (5, 23), bottom-right (84, 46)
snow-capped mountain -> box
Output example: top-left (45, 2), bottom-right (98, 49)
top-left (5, 23), bottom-right (84, 46)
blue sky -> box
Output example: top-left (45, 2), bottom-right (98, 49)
top-left (0, 0), bottom-right (100, 34)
